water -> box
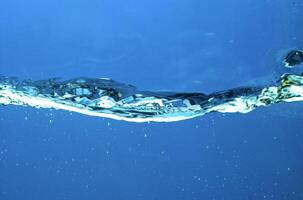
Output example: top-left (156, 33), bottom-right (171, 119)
top-left (0, 0), bottom-right (303, 199)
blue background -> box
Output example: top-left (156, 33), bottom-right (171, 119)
top-left (0, 0), bottom-right (303, 199)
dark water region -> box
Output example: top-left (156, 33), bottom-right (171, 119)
top-left (0, 0), bottom-right (303, 199)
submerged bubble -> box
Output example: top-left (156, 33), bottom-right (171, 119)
top-left (283, 50), bottom-right (303, 68)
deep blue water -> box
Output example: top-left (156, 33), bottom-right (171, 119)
top-left (1, 0), bottom-right (303, 199)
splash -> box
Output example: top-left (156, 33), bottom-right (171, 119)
top-left (0, 73), bottom-right (303, 122)
top-left (1, 50), bottom-right (303, 122)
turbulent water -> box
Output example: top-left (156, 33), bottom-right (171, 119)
top-left (1, 50), bottom-right (302, 122)
top-left (1, 72), bottom-right (303, 122)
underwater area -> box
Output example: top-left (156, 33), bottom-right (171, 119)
top-left (0, 0), bottom-right (303, 199)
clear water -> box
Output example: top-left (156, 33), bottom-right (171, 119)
top-left (0, 0), bottom-right (303, 199)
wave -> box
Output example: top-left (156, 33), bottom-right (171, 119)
top-left (1, 50), bottom-right (302, 122)
top-left (0, 73), bottom-right (302, 122)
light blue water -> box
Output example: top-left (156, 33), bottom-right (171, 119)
top-left (0, 0), bottom-right (303, 199)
